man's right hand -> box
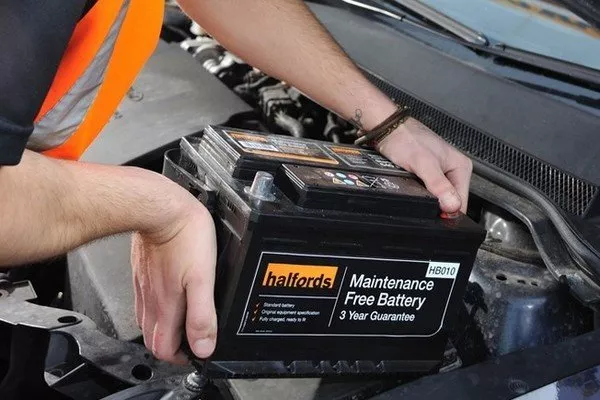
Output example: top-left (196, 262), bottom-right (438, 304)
top-left (131, 193), bottom-right (218, 365)
top-left (0, 150), bottom-right (219, 364)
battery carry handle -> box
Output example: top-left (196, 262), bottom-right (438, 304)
top-left (163, 148), bottom-right (217, 213)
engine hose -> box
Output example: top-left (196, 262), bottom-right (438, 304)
top-left (233, 75), bottom-right (273, 96)
top-left (274, 112), bottom-right (305, 138)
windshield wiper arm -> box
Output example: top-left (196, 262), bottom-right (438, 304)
top-left (339, 0), bottom-right (600, 86)
top-left (490, 43), bottom-right (600, 87)
top-left (391, 0), bottom-right (489, 46)
top-left (341, 0), bottom-right (488, 46)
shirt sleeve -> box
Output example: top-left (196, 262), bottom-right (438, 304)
top-left (0, 0), bottom-right (87, 166)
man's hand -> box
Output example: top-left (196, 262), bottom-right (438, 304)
top-left (377, 118), bottom-right (472, 214)
top-left (0, 150), bottom-right (219, 363)
top-left (131, 200), bottom-right (218, 364)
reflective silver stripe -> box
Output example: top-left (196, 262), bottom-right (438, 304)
top-left (28, 0), bottom-right (130, 152)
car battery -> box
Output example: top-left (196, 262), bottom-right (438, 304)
top-left (163, 125), bottom-right (485, 379)
top-left (199, 124), bottom-right (407, 180)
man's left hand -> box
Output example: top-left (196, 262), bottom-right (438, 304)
top-left (377, 118), bottom-right (472, 214)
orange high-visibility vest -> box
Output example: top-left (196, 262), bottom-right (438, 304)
top-left (28, 0), bottom-right (164, 160)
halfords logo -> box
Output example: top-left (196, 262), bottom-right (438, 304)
top-left (262, 263), bottom-right (338, 289)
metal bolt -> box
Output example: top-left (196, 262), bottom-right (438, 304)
top-left (244, 171), bottom-right (276, 201)
top-left (184, 371), bottom-right (207, 393)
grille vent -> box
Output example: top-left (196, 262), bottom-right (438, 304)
top-left (364, 70), bottom-right (598, 216)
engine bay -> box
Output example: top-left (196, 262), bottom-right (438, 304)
top-left (1, 3), bottom-right (600, 399)
top-left (165, 12), bottom-right (595, 362)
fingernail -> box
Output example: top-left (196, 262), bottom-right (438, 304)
top-left (441, 211), bottom-right (460, 219)
top-left (193, 338), bottom-right (215, 358)
top-left (439, 192), bottom-right (460, 211)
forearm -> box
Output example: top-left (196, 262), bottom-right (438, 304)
top-left (179, 0), bottom-right (397, 130)
top-left (177, 0), bottom-right (470, 214)
top-left (0, 150), bottom-right (191, 266)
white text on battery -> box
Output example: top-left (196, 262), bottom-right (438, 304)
top-left (344, 291), bottom-right (426, 311)
top-left (347, 310), bottom-right (415, 322)
top-left (349, 274), bottom-right (435, 291)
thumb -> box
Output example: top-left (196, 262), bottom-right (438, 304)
top-left (410, 155), bottom-right (462, 213)
top-left (185, 273), bottom-right (218, 359)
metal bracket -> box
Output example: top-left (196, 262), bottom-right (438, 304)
top-left (0, 281), bottom-right (192, 386)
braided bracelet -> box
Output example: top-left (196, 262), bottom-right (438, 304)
top-left (354, 105), bottom-right (411, 148)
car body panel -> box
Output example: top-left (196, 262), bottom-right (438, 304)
top-left (418, 0), bottom-right (600, 70)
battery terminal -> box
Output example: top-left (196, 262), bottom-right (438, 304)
top-left (244, 171), bottom-right (277, 201)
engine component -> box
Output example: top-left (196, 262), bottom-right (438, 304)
top-left (323, 112), bottom-right (356, 144)
top-left (464, 248), bottom-right (592, 357)
top-left (180, 31), bottom-right (251, 89)
top-left (181, 36), bottom-right (223, 65)
top-left (83, 40), bottom-right (251, 166)
top-left (258, 83), bottom-right (302, 133)
top-left (178, 23), bottom-right (357, 143)
top-left (162, 125), bottom-right (485, 379)
top-left (274, 112), bottom-right (305, 138)
top-left (234, 70), bottom-right (279, 103)
top-left (481, 207), bottom-right (541, 264)
top-left (451, 207), bottom-right (592, 362)
top-left (161, 2), bottom-right (193, 43)
top-left (0, 281), bottom-right (194, 398)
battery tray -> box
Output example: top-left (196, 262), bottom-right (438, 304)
top-left (162, 126), bottom-right (485, 379)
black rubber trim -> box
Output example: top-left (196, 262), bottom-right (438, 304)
top-left (470, 174), bottom-right (600, 305)
top-left (473, 159), bottom-right (600, 285)
top-left (362, 68), bottom-right (598, 217)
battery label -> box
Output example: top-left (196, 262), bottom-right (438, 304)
top-left (238, 140), bottom-right (279, 152)
top-left (228, 131), bottom-right (339, 165)
top-left (325, 145), bottom-right (398, 171)
top-left (237, 252), bottom-right (460, 337)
